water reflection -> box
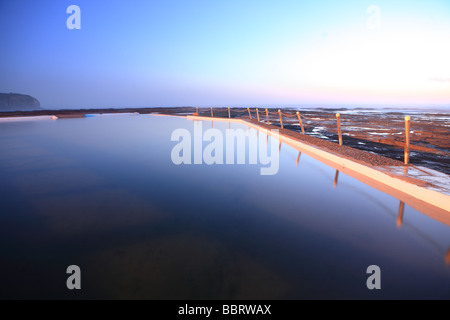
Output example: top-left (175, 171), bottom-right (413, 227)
top-left (253, 120), bottom-right (449, 267)
top-left (403, 165), bottom-right (409, 175)
top-left (333, 170), bottom-right (339, 189)
top-left (87, 234), bottom-right (289, 299)
top-left (397, 201), bottom-right (405, 228)
top-left (0, 115), bottom-right (448, 299)
top-left (296, 152), bottom-right (301, 167)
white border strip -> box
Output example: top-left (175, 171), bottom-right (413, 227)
top-left (0, 115), bottom-right (57, 122)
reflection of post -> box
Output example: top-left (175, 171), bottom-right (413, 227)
top-left (296, 111), bottom-right (305, 134)
top-left (336, 113), bottom-right (342, 146)
top-left (278, 109), bottom-right (283, 128)
top-left (247, 107), bottom-right (252, 119)
top-left (256, 108), bottom-right (260, 122)
top-left (211, 107), bottom-right (214, 118)
top-left (296, 152), bottom-right (301, 167)
top-left (333, 170), bottom-right (339, 189)
top-left (445, 248), bottom-right (450, 266)
top-left (278, 141), bottom-right (282, 153)
top-left (403, 166), bottom-right (409, 175)
top-left (228, 121), bottom-right (230, 130)
top-left (228, 107), bottom-right (231, 119)
top-left (397, 201), bottom-right (405, 228)
top-left (404, 116), bottom-right (410, 165)
top-left (266, 109), bottom-right (269, 123)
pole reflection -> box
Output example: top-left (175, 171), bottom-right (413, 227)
top-left (296, 152), bottom-right (301, 167)
top-left (397, 201), bottom-right (405, 228)
top-left (333, 170), bottom-right (339, 189)
top-left (403, 165), bottom-right (409, 176)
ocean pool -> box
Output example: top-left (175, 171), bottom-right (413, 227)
top-left (0, 114), bottom-right (448, 299)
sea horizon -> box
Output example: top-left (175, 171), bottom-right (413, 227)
top-left (29, 104), bottom-right (450, 112)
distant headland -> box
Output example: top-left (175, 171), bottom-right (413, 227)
top-left (0, 93), bottom-right (41, 111)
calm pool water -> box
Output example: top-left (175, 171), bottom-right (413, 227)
top-left (0, 114), bottom-right (449, 299)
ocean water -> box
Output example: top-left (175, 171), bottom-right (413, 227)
top-left (0, 114), bottom-right (448, 299)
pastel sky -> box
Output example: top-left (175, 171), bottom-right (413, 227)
top-left (0, 0), bottom-right (449, 108)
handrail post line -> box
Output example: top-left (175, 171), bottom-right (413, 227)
top-left (228, 107), bottom-right (230, 119)
top-left (296, 111), bottom-right (305, 134)
top-left (256, 108), bottom-right (260, 122)
top-left (247, 107), bottom-right (252, 119)
top-left (266, 108), bottom-right (269, 123)
top-left (336, 113), bottom-right (342, 146)
top-left (404, 116), bottom-right (410, 165)
top-left (211, 107), bottom-right (214, 118)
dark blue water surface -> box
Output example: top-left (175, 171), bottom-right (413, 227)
top-left (0, 114), bottom-right (449, 299)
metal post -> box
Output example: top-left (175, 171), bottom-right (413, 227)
top-left (336, 113), bottom-right (342, 146)
top-left (247, 107), bottom-right (252, 119)
top-left (278, 109), bottom-right (283, 128)
top-left (266, 109), bottom-right (269, 123)
top-left (296, 111), bottom-right (305, 134)
top-left (256, 108), bottom-right (260, 122)
top-left (228, 107), bottom-right (230, 119)
top-left (404, 116), bottom-right (410, 165)
top-left (210, 107), bottom-right (214, 117)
